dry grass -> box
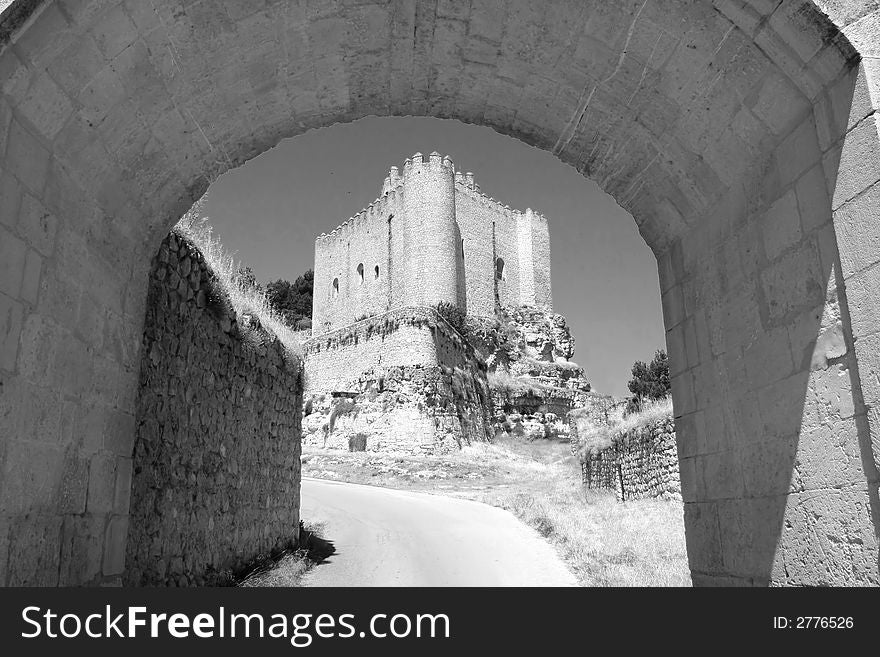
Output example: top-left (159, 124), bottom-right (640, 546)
top-left (174, 197), bottom-right (302, 358)
top-left (613, 396), bottom-right (674, 434)
top-left (488, 371), bottom-right (552, 396)
top-left (301, 434), bottom-right (690, 586)
top-left (237, 523), bottom-right (329, 587)
top-left (573, 396), bottom-right (673, 460)
top-left (472, 440), bottom-right (690, 587)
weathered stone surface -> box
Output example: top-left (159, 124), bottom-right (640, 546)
top-left (575, 415), bottom-right (681, 502)
top-left (303, 307), bottom-right (491, 454)
top-left (0, 0), bottom-right (877, 587)
top-left (126, 232), bottom-right (303, 586)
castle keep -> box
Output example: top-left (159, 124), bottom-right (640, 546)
top-left (312, 151), bottom-right (552, 334)
top-left (303, 153), bottom-right (591, 454)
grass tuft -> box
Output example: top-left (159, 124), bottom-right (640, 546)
top-left (173, 197), bottom-right (302, 360)
top-left (573, 396), bottom-right (673, 460)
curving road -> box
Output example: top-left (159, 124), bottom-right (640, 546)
top-left (299, 478), bottom-right (578, 587)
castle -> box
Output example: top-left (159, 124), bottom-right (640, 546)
top-left (302, 153), bottom-right (592, 454)
top-left (312, 151), bottom-right (552, 334)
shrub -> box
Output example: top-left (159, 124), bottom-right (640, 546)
top-left (348, 433), bottom-right (368, 452)
top-left (488, 371), bottom-right (550, 396)
top-left (433, 301), bottom-right (467, 337)
top-left (265, 271), bottom-right (313, 324)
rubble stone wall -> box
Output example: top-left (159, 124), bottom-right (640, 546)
top-left (579, 416), bottom-right (681, 501)
top-left (126, 233), bottom-right (303, 586)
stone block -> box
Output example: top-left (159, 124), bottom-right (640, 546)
top-left (103, 515), bottom-right (128, 576)
top-left (86, 452), bottom-right (116, 514)
top-left (843, 262), bottom-right (880, 339)
top-left (835, 179), bottom-right (880, 277)
top-left (775, 117), bottom-right (821, 189)
top-left (58, 447), bottom-right (89, 514)
top-left (113, 457), bottom-right (132, 515)
top-left (17, 193), bottom-right (58, 257)
top-left (6, 514), bottom-right (62, 586)
top-left (760, 239), bottom-right (825, 323)
top-left (104, 410), bottom-right (136, 457)
top-left (778, 485), bottom-right (879, 585)
top-left (797, 416), bottom-right (864, 489)
top-left (90, 3), bottom-right (139, 60)
top-left (761, 189), bottom-right (801, 260)
top-left (738, 434), bottom-right (799, 497)
top-left (21, 248), bottom-right (41, 305)
top-left (743, 325), bottom-right (794, 388)
top-left (717, 496), bottom-right (786, 579)
top-left (0, 292), bottom-right (23, 371)
top-left (832, 113), bottom-right (880, 209)
top-left (0, 225), bottom-right (26, 298)
top-left (853, 331), bottom-right (880, 407)
top-left (0, 169), bottom-right (23, 229)
top-left (698, 449), bottom-right (744, 500)
top-left (757, 371), bottom-right (811, 439)
top-left (684, 501), bottom-right (724, 573)
top-left (4, 119), bottom-right (51, 195)
top-left (58, 514), bottom-right (103, 586)
top-left (18, 71), bottom-right (74, 140)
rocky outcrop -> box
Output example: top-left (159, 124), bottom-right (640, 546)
top-left (470, 305), bottom-right (593, 441)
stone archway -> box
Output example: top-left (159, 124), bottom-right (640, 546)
top-left (0, 0), bottom-right (878, 585)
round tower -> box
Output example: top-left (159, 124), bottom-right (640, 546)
top-left (401, 152), bottom-right (459, 308)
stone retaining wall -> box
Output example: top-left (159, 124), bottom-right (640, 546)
top-left (125, 232), bottom-right (303, 586)
top-left (578, 416), bottom-right (680, 501)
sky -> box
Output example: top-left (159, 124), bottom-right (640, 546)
top-left (202, 116), bottom-right (664, 397)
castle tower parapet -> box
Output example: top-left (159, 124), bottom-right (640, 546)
top-left (312, 152), bottom-right (551, 334)
top-left (401, 151), bottom-right (459, 308)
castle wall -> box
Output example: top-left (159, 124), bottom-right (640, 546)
top-left (454, 183), bottom-right (508, 318)
top-left (312, 192), bottom-right (399, 333)
top-left (303, 308), bottom-right (443, 393)
top-left (528, 210), bottom-right (553, 309)
top-left (302, 307), bottom-right (491, 454)
top-left (453, 179), bottom-right (552, 317)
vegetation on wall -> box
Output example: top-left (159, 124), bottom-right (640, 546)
top-left (173, 199), bottom-right (302, 357)
top-left (432, 301), bottom-right (468, 337)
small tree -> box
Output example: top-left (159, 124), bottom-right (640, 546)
top-left (265, 269), bottom-right (314, 324)
top-left (626, 349), bottom-right (670, 414)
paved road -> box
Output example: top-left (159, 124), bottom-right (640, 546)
top-left (299, 478), bottom-right (578, 587)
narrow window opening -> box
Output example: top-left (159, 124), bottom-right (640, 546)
top-left (374, 265), bottom-right (380, 279)
top-left (495, 257), bottom-right (505, 281)
top-left (357, 263), bottom-right (364, 285)
top-left (332, 278), bottom-right (339, 299)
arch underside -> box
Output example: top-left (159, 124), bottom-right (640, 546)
top-left (0, 0), bottom-right (878, 585)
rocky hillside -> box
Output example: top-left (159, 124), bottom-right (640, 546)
top-left (466, 305), bottom-right (614, 441)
